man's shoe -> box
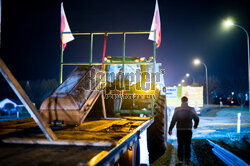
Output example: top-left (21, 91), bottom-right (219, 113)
top-left (185, 159), bottom-right (190, 166)
top-left (175, 162), bottom-right (183, 166)
top-left (176, 160), bottom-right (184, 165)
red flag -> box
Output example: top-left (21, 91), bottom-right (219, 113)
top-left (148, 0), bottom-right (161, 48)
top-left (61, 2), bottom-right (74, 51)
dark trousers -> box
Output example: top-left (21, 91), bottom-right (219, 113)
top-left (177, 130), bottom-right (192, 161)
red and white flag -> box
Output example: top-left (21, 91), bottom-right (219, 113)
top-left (61, 2), bottom-right (74, 51)
top-left (148, 0), bottom-right (161, 48)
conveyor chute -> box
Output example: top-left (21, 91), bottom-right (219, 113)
top-left (40, 66), bottom-right (105, 125)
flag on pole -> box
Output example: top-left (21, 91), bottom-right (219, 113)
top-left (61, 2), bottom-right (74, 51)
top-left (148, 0), bottom-right (161, 48)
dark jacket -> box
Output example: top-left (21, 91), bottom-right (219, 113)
top-left (169, 102), bottom-right (199, 131)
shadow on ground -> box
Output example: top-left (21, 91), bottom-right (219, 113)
top-left (152, 142), bottom-right (196, 166)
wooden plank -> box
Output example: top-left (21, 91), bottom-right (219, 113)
top-left (0, 58), bottom-right (57, 141)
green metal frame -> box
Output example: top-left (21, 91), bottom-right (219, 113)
top-left (59, 31), bottom-right (157, 115)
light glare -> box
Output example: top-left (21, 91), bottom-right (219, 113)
top-left (193, 59), bottom-right (201, 65)
top-left (223, 19), bottom-right (234, 28)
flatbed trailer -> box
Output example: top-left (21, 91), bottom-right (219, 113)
top-left (0, 117), bottom-right (152, 165)
top-left (0, 31), bottom-right (167, 165)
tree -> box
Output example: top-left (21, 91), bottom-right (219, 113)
top-left (195, 75), bottom-right (221, 104)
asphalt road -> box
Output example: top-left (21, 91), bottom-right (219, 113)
top-left (166, 106), bottom-right (250, 165)
top-left (168, 107), bottom-right (250, 140)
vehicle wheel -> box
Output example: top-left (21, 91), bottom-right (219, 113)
top-left (147, 95), bottom-right (167, 163)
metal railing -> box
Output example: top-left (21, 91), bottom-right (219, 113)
top-left (207, 139), bottom-right (248, 166)
top-left (59, 31), bottom-right (157, 116)
top-left (59, 31), bottom-right (156, 84)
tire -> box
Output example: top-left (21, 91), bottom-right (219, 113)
top-left (147, 95), bottom-right (167, 164)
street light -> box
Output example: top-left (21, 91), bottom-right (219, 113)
top-left (193, 59), bottom-right (201, 65)
top-left (193, 58), bottom-right (209, 105)
top-left (223, 18), bottom-right (234, 28)
top-left (181, 79), bottom-right (185, 83)
top-left (222, 18), bottom-right (250, 112)
top-left (185, 73), bottom-right (195, 84)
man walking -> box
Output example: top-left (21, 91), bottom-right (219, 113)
top-left (168, 96), bottom-right (199, 165)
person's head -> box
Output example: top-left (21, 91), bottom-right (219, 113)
top-left (181, 96), bottom-right (188, 103)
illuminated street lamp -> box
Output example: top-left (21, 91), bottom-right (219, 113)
top-left (193, 59), bottom-right (201, 65)
top-left (178, 83), bottom-right (181, 86)
top-left (193, 58), bottom-right (209, 105)
top-left (223, 18), bottom-right (250, 112)
top-left (223, 18), bottom-right (234, 28)
top-left (181, 79), bottom-right (185, 83)
top-left (185, 73), bottom-right (195, 84)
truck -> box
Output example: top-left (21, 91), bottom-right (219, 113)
top-left (0, 31), bottom-right (167, 166)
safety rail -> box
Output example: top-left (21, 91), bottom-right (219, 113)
top-left (59, 31), bottom-right (156, 83)
top-left (207, 139), bottom-right (248, 166)
top-left (62, 62), bottom-right (155, 65)
top-left (59, 31), bottom-right (157, 116)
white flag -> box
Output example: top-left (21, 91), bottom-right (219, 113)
top-left (148, 0), bottom-right (161, 48)
top-left (61, 2), bottom-right (74, 50)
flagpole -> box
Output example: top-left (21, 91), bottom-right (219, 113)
top-left (151, 30), bottom-right (156, 116)
top-left (60, 34), bottom-right (64, 84)
top-left (59, 3), bottom-right (63, 84)
top-left (59, 2), bottom-right (74, 84)
top-left (153, 31), bottom-right (156, 64)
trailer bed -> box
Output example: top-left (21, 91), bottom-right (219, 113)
top-left (0, 117), bottom-right (152, 165)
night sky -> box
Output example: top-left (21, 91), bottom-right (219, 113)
top-left (1, 0), bottom-right (250, 94)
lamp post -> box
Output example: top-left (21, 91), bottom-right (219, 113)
top-left (223, 18), bottom-right (250, 112)
top-left (185, 73), bottom-right (195, 84)
top-left (193, 59), bottom-right (209, 105)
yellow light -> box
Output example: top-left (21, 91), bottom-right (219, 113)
top-left (140, 57), bottom-right (145, 62)
top-left (186, 73), bottom-right (190, 77)
top-left (223, 18), bottom-right (234, 28)
top-left (88, 151), bottom-right (109, 165)
top-left (149, 56), bottom-right (154, 60)
top-left (135, 59), bottom-right (139, 62)
top-left (107, 56), bottom-right (111, 59)
top-left (193, 59), bottom-right (201, 65)
top-left (181, 80), bottom-right (185, 83)
top-left (106, 59), bottom-right (111, 62)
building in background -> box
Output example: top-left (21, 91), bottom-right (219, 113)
top-left (166, 86), bottom-right (203, 113)
top-left (0, 98), bottom-right (30, 118)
